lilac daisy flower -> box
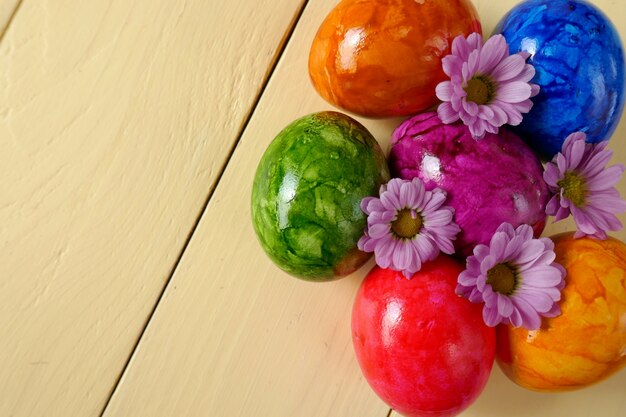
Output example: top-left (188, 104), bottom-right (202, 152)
top-left (435, 33), bottom-right (540, 139)
top-left (544, 132), bottom-right (626, 240)
top-left (358, 178), bottom-right (460, 279)
top-left (456, 223), bottom-right (565, 330)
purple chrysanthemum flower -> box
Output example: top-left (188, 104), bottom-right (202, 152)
top-left (544, 132), bottom-right (626, 240)
top-left (358, 178), bottom-right (460, 278)
top-left (456, 223), bottom-right (566, 330)
top-left (435, 33), bottom-right (539, 140)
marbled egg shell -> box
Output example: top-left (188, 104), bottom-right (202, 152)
top-left (389, 113), bottom-right (549, 257)
top-left (352, 257), bottom-right (496, 417)
top-left (251, 112), bottom-right (389, 281)
top-left (497, 233), bottom-right (626, 391)
top-left (308, 0), bottom-right (481, 117)
top-left (495, 0), bottom-right (625, 159)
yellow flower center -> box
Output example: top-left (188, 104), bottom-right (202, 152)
top-left (391, 208), bottom-right (423, 239)
top-left (487, 263), bottom-right (517, 295)
top-left (465, 76), bottom-right (496, 105)
top-left (557, 171), bottom-right (587, 207)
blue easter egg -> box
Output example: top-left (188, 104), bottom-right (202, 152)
top-left (495, 0), bottom-right (625, 159)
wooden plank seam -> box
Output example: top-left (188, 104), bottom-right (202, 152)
top-left (97, 1), bottom-right (311, 415)
top-left (0, 0), bottom-right (23, 43)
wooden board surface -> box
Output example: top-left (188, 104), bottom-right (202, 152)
top-left (0, 0), bottom-right (304, 415)
top-left (101, 1), bottom-right (394, 416)
top-left (101, 0), bottom-right (626, 417)
top-left (0, 0), bottom-right (20, 37)
top-left (2, 0), bottom-right (626, 416)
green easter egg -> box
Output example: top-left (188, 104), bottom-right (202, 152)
top-left (251, 112), bottom-right (390, 281)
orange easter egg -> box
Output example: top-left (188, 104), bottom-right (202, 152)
top-left (497, 233), bottom-right (626, 392)
top-left (308, 0), bottom-right (481, 117)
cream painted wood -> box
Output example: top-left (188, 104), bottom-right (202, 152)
top-left (9, 0), bottom-right (619, 417)
top-left (102, 0), bottom-right (394, 416)
top-left (105, 0), bottom-right (626, 416)
top-left (0, 0), bottom-right (20, 37)
top-left (0, 0), bottom-right (304, 416)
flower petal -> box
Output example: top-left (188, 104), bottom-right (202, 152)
top-left (442, 55), bottom-right (463, 78)
top-left (581, 148), bottom-right (613, 178)
top-left (360, 197), bottom-right (376, 214)
top-left (492, 53), bottom-right (526, 82)
top-left (480, 254), bottom-right (497, 275)
top-left (392, 241), bottom-right (414, 271)
top-left (424, 209), bottom-right (453, 227)
top-left (437, 102), bottom-right (460, 124)
top-left (497, 293), bottom-right (515, 317)
top-left (467, 49), bottom-right (480, 77)
top-left (451, 34), bottom-right (470, 61)
top-left (515, 288), bottom-right (555, 313)
top-left (478, 34), bottom-right (509, 74)
top-left (571, 205), bottom-right (599, 234)
top-left (511, 63), bottom-right (536, 84)
top-left (513, 98), bottom-right (533, 114)
top-left (521, 266), bottom-right (565, 287)
top-left (458, 269), bottom-right (478, 287)
top-left (413, 234), bottom-right (437, 264)
top-left (357, 234), bottom-right (372, 252)
top-left (454, 208), bottom-right (565, 329)
top-left (488, 104), bottom-right (508, 126)
top-left (489, 231), bottom-right (509, 260)
top-left (361, 178), bottom-right (462, 274)
top-left (477, 105), bottom-right (495, 120)
top-left (530, 83), bottom-right (540, 97)
top-left (515, 239), bottom-right (545, 265)
top-left (497, 222), bottom-right (516, 237)
top-left (463, 99), bottom-right (479, 116)
top-left (369, 223), bottom-right (390, 239)
top-left (399, 180), bottom-right (416, 208)
top-left (436, 81), bottom-right (454, 101)
top-left (511, 296), bottom-right (542, 330)
top-left (469, 119), bottom-right (488, 139)
top-left (467, 33), bottom-right (483, 51)
top-left (497, 81), bottom-right (532, 103)
top-left (374, 235), bottom-right (396, 269)
top-left (586, 165), bottom-right (624, 191)
top-left (565, 135), bottom-right (586, 170)
top-left (483, 305), bottom-right (503, 327)
top-left (543, 163), bottom-right (561, 188)
top-left (508, 307), bottom-right (523, 327)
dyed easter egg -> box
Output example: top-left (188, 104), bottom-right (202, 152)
top-left (495, 0), bottom-right (625, 159)
top-left (352, 257), bottom-right (496, 417)
top-left (251, 112), bottom-right (389, 281)
top-left (388, 113), bottom-right (549, 257)
top-left (308, 0), bottom-right (481, 117)
top-left (497, 233), bottom-right (626, 391)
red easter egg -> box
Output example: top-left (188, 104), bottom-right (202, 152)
top-left (352, 257), bottom-right (496, 417)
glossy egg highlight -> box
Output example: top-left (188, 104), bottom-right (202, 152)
top-left (352, 257), bottom-right (496, 417)
top-left (251, 112), bottom-right (389, 281)
top-left (389, 113), bottom-right (549, 257)
top-left (308, 0), bottom-right (481, 117)
top-left (495, 0), bottom-right (625, 159)
top-left (497, 233), bottom-right (626, 391)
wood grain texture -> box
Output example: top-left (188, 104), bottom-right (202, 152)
top-left (0, 0), bottom-right (304, 416)
top-left (105, 0), bottom-right (626, 416)
top-left (102, 0), bottom-right (396, 416)
top-left (0, 0), bottom-right (20, 37)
